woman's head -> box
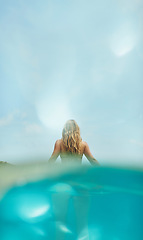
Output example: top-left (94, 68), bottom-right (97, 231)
top-left (62, 120), bottom-right (82, 154)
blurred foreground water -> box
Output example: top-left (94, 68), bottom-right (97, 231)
top-left (0, 162), bottom-right (143, 240)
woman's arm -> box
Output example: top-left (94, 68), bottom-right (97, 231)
top-left (48, 140), bottom-right (61, 163)
top-left (83, 142), bottom-right (100, 166)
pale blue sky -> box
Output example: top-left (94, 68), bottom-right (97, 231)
top-left (0, 0), bottom-right (143, 166)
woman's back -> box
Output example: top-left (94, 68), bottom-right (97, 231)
top-left (48, 120), bottom-right (100, 166)
top-left (59, 139), bottom-right (86, 164)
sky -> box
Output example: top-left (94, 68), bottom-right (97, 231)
top-left (0, 0), bottom-right (143, 166)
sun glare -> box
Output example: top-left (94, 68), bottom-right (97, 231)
top-left (36, 96), bottom-right (72, 130)
top-left (110, 23), bottom-right (137, 57)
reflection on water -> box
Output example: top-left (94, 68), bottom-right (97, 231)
top-left (0, 162), bottom-right (143, 240)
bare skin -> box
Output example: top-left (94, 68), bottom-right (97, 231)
top-left (48, 139), bottom-right (100, 166)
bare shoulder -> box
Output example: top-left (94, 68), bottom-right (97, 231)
top-left (81, 141), bottom-right (88, 152)
top-left (81, 141), bottom-right (92, 155)
top-left (55, 139), bottom-right (62, 146)
top-left (81, 141), bottom-right (88, 148)
top-left (54, 139), bottom-right (62, 149)
top-left (56, 139), bottom-right (62, 143)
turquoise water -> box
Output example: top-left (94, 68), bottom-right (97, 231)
top-left (0, 163), bottom-right (143, 240)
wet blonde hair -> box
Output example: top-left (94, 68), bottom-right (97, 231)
top-left (62, 120), bottom-right (82, 154)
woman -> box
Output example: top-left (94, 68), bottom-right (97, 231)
top-left (48, 120), bottom-right (99, 239)
top-left (48, 119), bottom-right (99, 166)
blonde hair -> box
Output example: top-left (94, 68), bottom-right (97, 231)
top-left (62, 120), bottom-right (82, 154)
